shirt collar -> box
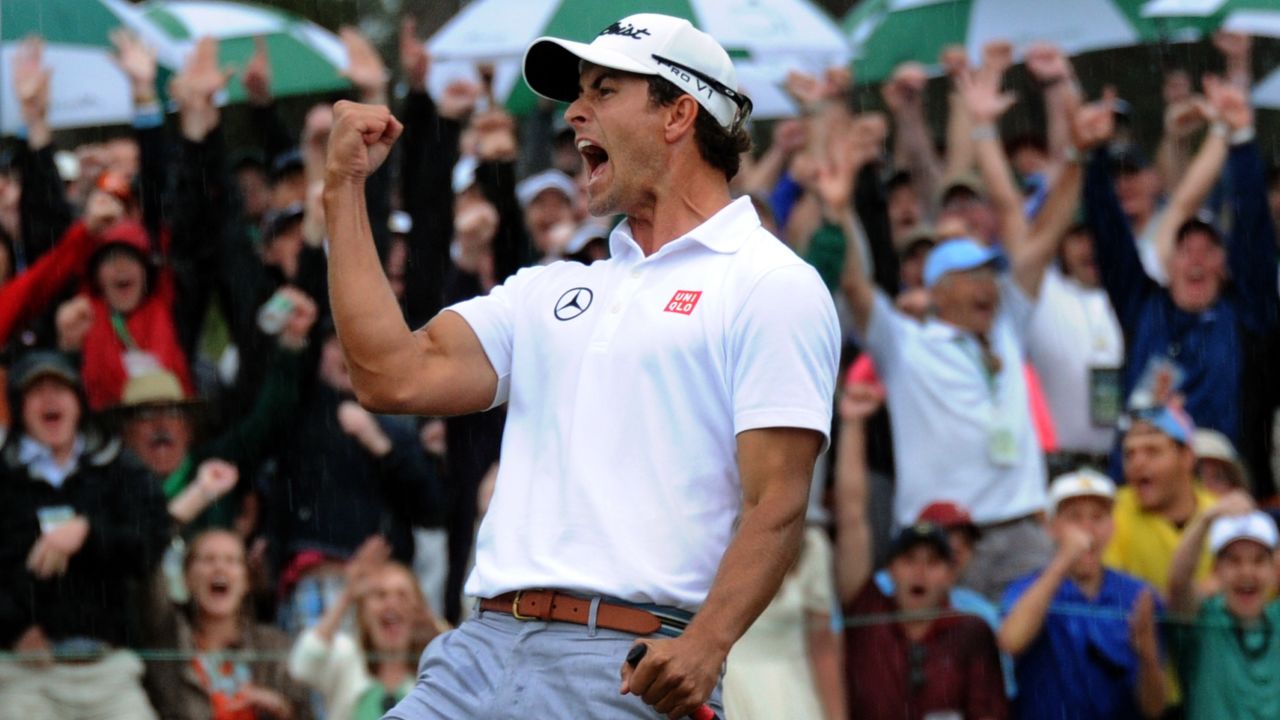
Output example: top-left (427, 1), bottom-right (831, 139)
top-left (608, 196), bottom-right (760, 260)
top-left (19, 434), bottom-right (85, 487)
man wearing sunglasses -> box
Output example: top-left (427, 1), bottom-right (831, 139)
top-left (324, 12), bottom-right (839, 720)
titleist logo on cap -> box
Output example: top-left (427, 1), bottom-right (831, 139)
top-left (599, 21), bottom-right (651, 39)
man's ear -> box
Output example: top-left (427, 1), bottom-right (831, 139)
top-left (663, 94), bottom-right (699, 144)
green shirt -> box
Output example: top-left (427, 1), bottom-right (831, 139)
top-left (1168, 595), bottom-right (1280, 720)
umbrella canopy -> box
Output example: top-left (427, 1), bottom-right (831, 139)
top-left (844, 0), bottom-right (1166, 83)
top-left (141, 0), bottom-right (350, 104)
top-left (426, 0), bottom-right (849, 119)
top-left (1, 0), bottom-right (182, 132)
top-left (1141, 0), bottom-right (1280, 38)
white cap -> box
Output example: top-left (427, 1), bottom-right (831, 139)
top-left (522, 13), bottom-right (751, 131)
top-left (1193, 428), bottom-right (1241, 465)
top-left (1209, 511), bottom-right (1279, 556)
top-left (388, 210), bottom-right (412, 235)
top-left (516, 169), bottom-right (577, 209)
top-left (565, 220), bottom-right (611, 255)
top-left (1047, 468), bottom-right (1116, 517)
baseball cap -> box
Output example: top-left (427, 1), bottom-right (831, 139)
top-left (917, 501), bottom-right (977, 532)
top-left (522, 13), bottom-right (752, 132)
top-left (1110, 143), bottom-right (1150, 174)
top-left (10, 351), bottom-right (80, 395)
top-left (923, 237), bottom-right (1006, 288)
top-left (888, 522), bottom-right (953, 562)
top-left (1047, 468), bottom-right (1116, 517)
top-left (1124, 405), bottom-right (1194, 446)
top-left (938, 172), bottom-right (987, 206)
top-left (894, 223), bottom-right (937, 257)
top-left (565, 221), bottom-right (611, 256)
top-left (262, 203), bottom-right (305, 243)
top-left (516, 169), bottom-right (577, 209)
top-left (269, 149), bottom-right (305, 183)
top-left (1193, 429), bottom-right (1247, 487)
top-left (1208, 511), bottom-right (1279, 556)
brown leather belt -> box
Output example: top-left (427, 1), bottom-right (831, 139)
top-left (480, 590), bottom-right (662, 635)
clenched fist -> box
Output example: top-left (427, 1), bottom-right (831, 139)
top-left (325, 100), bottom-right (404, 185)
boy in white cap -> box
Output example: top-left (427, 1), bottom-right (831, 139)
top-left (1167, 494), bottom-right (1280, 719)
top-left (323, 11), bottom-right (837, 720)
top-left (999, 469), bottom-right (1166, 719)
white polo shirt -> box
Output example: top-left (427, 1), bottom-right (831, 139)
top-left (448, 197), bottom-right (839, 611)
top-left (1026, 266), bottom-right (1124, 454)
top-left (862, 277), bottom-right (1046, 526)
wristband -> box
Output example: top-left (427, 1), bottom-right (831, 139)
top-left (970, 124), bottom-right (998, 142)
top-left (1210, 121), bottom-right (1229, 139)
top-left (1063, 146), bottom-right (1080, 164)
top-left (1230, 126), bottom-right (1255, 146)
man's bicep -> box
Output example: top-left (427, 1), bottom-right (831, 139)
top-left (736, 427), bottom-right (824, 508)
top-left (404, 311), bottom-right (502, 417)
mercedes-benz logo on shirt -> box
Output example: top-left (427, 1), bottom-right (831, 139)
top-left (554, 287), bottom-right (593, 321)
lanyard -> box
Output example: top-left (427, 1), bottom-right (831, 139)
top-left (110, 311), bottom-right (139, 350)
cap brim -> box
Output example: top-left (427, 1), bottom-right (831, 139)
top-left (523, 37), bottom-right (655, 103)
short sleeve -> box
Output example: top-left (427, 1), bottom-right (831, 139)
top-left (728, 262), bottom-right (840, 451)
top-left (445, 266), bottom-right (545, 409)
top-left (860, 290), bottom-right (909, 382)
top-left (999, 273), bottom-right (1035, 342)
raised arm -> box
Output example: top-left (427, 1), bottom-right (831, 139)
top-left (820, 127), bottom-right (877, 334)
top-left (11, 37), bottom-right (72, 263)
top-left (1169, 491), bottom-right (1254, 616)
top-left (833, 381), bottom-right (883, 603)
top-left (1151, 80), bottom-right (1233, 275)
top-left (1213, 82), bottom-right (1279, 334)
top-left (1024, 43), bottom-right (1083, 173)
top-left (997, 528), bottom-right (1089, 656)
top-left (1076, 89), bottom-right (1154, 327)
top-left (884, 62), bottom-right (943, 215)
top-left (324, 101), bottom-right (496, 416)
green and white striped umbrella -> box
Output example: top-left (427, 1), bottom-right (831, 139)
top-left (1, 0), bottom-right (183, 132)
top-left (844, 0), bottom-right (1166, 84)
top-left (142, 0), bottom-right (350, 104)
top-left (1141, 0), bottom-right (1280, 39)
top-left (426, 0), bottom-right (850, 119)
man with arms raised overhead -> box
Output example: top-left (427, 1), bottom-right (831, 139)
top-left (323, 13), bottom-right (839, 720)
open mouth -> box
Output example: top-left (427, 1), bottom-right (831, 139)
top-left (577, 139), bottom-right (610, 182)
top-left (907, 584), bottom-right (928, 600)
top-left (207, 576), bottom-right (231, 598)
top-left (38, 409), bottom-right (65, 428)
top-left (147, 430), bottom-right (175, 450)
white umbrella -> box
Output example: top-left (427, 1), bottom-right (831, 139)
top-left (425, 0), bottom-right (848, 119)
top-left (1, 0), bottom-right (183, 133)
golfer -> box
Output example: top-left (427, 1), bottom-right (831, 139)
top-left (323, 13), bottom-right (838, 719)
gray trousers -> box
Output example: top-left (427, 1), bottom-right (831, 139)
top-left (961, 514), bottom-right (1055, 602)
top-left (385, 607), bottom-right (724, 720)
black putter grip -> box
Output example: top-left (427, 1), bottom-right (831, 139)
top-left (625, 643), bottom-right (717, 720)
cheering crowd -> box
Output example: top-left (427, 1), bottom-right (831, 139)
top-left (1, 13), bottom-right (1279, 720)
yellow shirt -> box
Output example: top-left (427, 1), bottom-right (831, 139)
top-left (1103, 485), bottom-right (1215, 594)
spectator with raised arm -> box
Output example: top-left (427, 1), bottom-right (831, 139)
top-left (999, 470), bottom-right (1165, 719)
top-left (838, 56), bottom-right (1081, 601)
top-left (836, 380), bottom-right (1007, 720)
top-left (1080, 77), bottom-right (1278, 445)
top-left (288, 536), bottom-right (446, 720)
top-left (1166, 493), bottom-right (1280, 718)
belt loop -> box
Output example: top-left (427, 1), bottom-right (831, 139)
top-left (587, 596), bottom-right (601, 637)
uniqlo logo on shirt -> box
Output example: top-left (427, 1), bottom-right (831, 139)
top-left (665, 290), bottom-right (702, 315)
